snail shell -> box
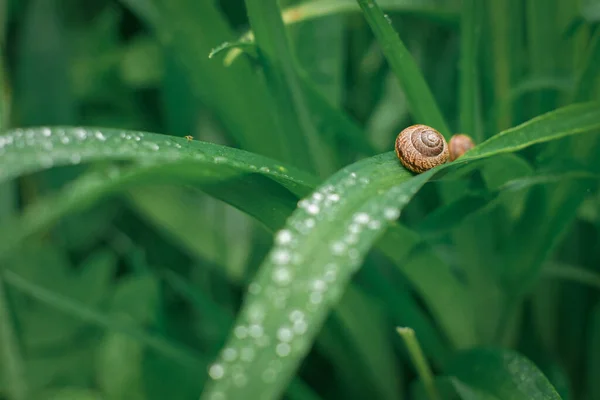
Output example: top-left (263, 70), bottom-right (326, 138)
top-left (395, 124), bottom-right (449, 173)
top-left (449, 134), bottom-right (475, 161)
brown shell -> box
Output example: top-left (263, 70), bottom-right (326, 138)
top-left (395, 124), bottom-right (449, 173)
top-left (448, 134), bottom-right (475, 161)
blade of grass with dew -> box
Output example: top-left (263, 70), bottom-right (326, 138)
top-left (397, 327), bottom-right (440, 400)
top-left (356, 0), bottom-right (450, 137)
top-left (447, 348), bottom-right (562, 400)
top-left (244, 0), bottom-right (332, 176)
top-left (459, 0), bottom-right (481, 141)
top-left (222, 0), bottom-right (460, 66)
top-left (0, 125), bottom-right (446, 367)
top-left (0, 129), bottom-right (432, 398)
top-left (200, 102), bottom-right (600, 400)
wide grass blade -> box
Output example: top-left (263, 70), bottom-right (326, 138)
top-left (201, 102), bottom-right (600, 400)
top-left (447, 348), bottom-right (562, 400)
top-left (459, 0), bottom-right (481, 141)
top-left (356, 0), bottom-right (450, 137)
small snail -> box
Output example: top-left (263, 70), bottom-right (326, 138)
top-left (395, 124), bottom-right (449, 173)
top-left (448, 134), bottom-right (475, 161)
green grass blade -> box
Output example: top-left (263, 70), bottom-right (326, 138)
top-left (397, 327), bottom-right (440, 400)
top-left (201, 103), bottom-right (600, 399)
top-left (223, 0), bottom-right (459, 66)
top-left (1, 269), bottom-right (206, 369)
top-left (447, 348), bottom-right (562, 400)
top-left (459, 0), bottom-right (481, 140)
top-left (0, 277), bottom-right (28, 400)
top-left (542, 263), bottom-right (600, 291)
top-left (244, 0), bottom-right (331, 176)
top-left (356, 0), bottom-right (450, 137)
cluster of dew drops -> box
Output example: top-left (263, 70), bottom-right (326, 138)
top-left (206, 170), bottom-right (401, 399)
top-left (0, 127), bottom-right (301, 183)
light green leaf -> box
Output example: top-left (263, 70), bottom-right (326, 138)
top-left (201, 102), bottom-right (600, 399)
top-left (447, 348), bottom-right (562, 400)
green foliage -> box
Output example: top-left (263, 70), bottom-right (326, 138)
top-left (1, 1), bottom-right (599, 400)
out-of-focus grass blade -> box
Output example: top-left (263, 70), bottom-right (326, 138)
top-left (459, 0), bottom-right (481, 141)
top-left (485, 0), bottom-right (514, 133)
top-left (201, 102), bottom-right (600, 400)
top-left (356, 0), bottom-right (450, 137)
top-left (542, 262), bottom-right (600, 290)
top-left (0, 278), bottom-right (28, 400)
top-left (123, 0), bottom-right (286, 160)
top-left (574, 30), bottom-right (600, 102)
top-left (223, 0), bottom-right (459, 66)
top-left (245, 0), bottom-right (332, 176)
top-left (1, 269), bottom-right (206, 369)
top-left (447, 348), bottom-right (562, 400)
top-left (588, 302), bottom-right (600, 400)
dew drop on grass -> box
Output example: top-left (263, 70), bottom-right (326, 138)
top-left (209, 363), bottom-right (225, 380)
top-left (94, 131), bottom-right (106, 141)
top-left (275, 229), bottom-right (292, 245)
top-left (240, 347), bottom-right (255, 362)
top-left (277, 327), bottom-right (293, 342)
top-left (276, 343), bottom-right (291, 357)
top-left (222, 348), bottom-right (237, 362)
top-left (384, 207), bottom-right (400, 221)
top-left (248, 323), bottom-right (264, 338)
top-left (234, 325), bottom-right (248, 339)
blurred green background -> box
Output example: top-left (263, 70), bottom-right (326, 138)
top-left (1, 0), bottom-right (600, 399)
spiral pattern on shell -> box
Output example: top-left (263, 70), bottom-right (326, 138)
top-left (449, 133), bottom-right (475, 161)
top-left (395, 124), bottom-right (449, 173)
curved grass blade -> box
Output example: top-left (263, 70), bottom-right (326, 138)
top-left (1, 269), bottom-right (206, 369)
top-left (223, 0), bottom-right (459, 66)
top-left (447, 348), bottom-right (562, 400)
top-left (356, 0), bottom-right (450, 137)
top-left (542, 263), bottom-right (600, 291)
top-left (208, 40), bottom-right (256, 60)
top-left (201, 101), bottom-right (600, 400)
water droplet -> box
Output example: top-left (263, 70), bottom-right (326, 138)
top-left (277, 327), bottom-right (293, 342)
top-left (276, 343), bottom-right (291, 357)
top-left (249, 323), bottom-right (264, 338)
top-left (234, 325), bottom-right (248, 339)
top-left (293, 320), bottom-right (308, 334)
top-left (208, 363), bottom-right (225, 380)
top-left (331, 242), bottom-right (346, 255)
top-left (310, 292), bottom-right (323, 304)
top-left (368, 220), bottom-right (382, 230)
top-left (70, 154), bottom-right (82, 164)
top-left (223, 348), bottom-right (237, 362)
top-left (354, 212), bottom-right (370, 224)
top-left (327, 193), bottom-right (340, 202)
top-left (307, 204), bottom-right (320, 215)
top-left (42, 127), bottom-right (51, 137)
top-left (94, 131), bottom-right (106, 141)
top-left (273, 267), bottom-right (292, 285)
top-left (233, 373), bottom-right (248, 387)
top-left (289, 310), bottom-right (304, 322)
top-left (312, 279), bottom-right (326, 291)
top-left (275, 229), bottom-right (293, 245)
top-left (384, 207), bottom-right (400, 221)
top-left (272, 249), bottom-right (291, 264)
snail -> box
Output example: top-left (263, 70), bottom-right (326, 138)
top-left (448, 133), bottom-right (475, 161)
top-left (395, 124), bottom-right (449, 173)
